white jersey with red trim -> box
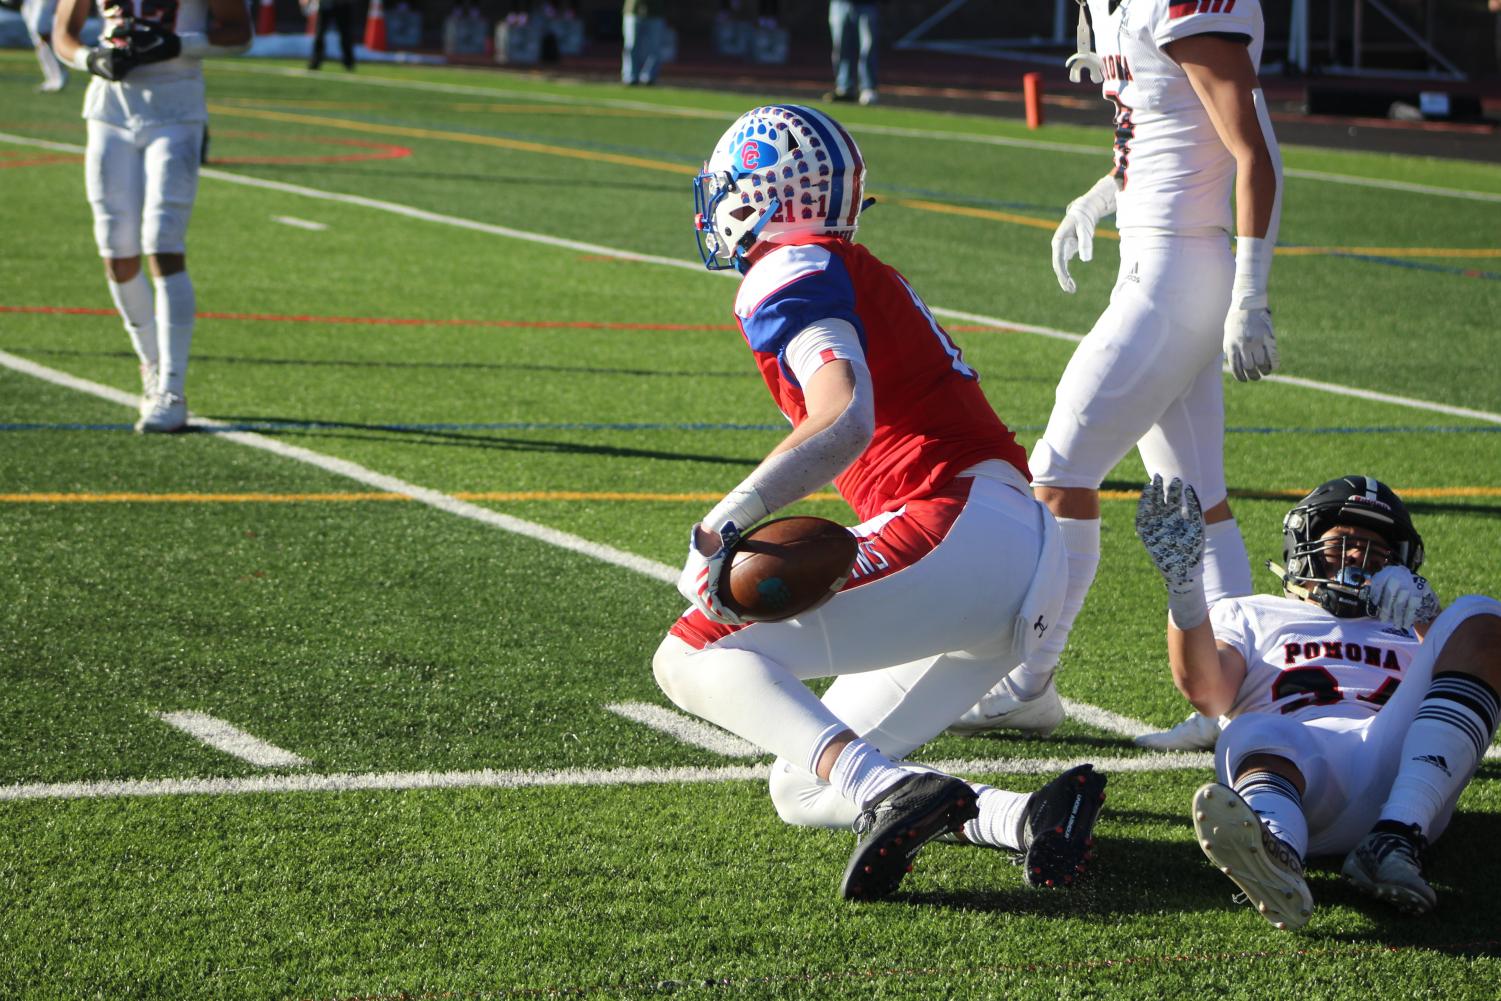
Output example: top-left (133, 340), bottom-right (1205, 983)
top-left (1084, 0), bottom-right (1264, 234)
top-left (83, 0), bottom-right (211, 129)
top-left (1214, 594), bottom-right (1422, 721)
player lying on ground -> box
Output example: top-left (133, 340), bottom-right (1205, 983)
top-left (1136, 473), bottom-right (1500, 929)
top-left (652, 105), bottom-right (1106, 901)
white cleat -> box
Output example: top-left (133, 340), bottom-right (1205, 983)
top-left (138, 363), bottom-right (160, 420)
top-left (1192, 782), bottom-right (1313, 931)
top-left (858, 88), bottom-right (879, 106)
top-left (1134, 712), bottom-right (1221, 751)
top-left (135, 391), bottom-right (189, 434)
top-left (949, 677), bottom-right (1065, 737)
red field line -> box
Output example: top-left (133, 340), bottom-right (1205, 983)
top-left (0, 304), bottom-right (1008, 334)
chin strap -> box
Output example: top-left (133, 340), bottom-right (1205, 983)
top-left (1065, 0), bottom-right (1105, 84)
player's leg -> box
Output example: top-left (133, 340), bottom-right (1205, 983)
top-left (1133, 336), bottom-right (1250, 751)
top-left (136, 123), bottom-right (203, 433)
top-left (654, 473), bottom-right (1061, 897)
top-left (1197, 715), bottom-right (1328, 929)
top-left (1344, 596), bottom-right (1501, 913)
top-left (86, 120), bottom-right (157, 413)
top-left (958, 236), bottom-right (1227, 733)
top-left (336, 2), bottom-right (355, 69)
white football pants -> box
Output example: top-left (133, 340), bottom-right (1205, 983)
top-left (86, 119), bottom-right (203, 259)
top-left (1031, 233), bottom-right (1233, 508)
top-left (654, 465), bottom-right (1067, 827)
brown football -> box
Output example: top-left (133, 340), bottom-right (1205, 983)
top-left (718, 516), bottom-right (859, 623)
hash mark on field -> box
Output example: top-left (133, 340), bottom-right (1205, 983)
top-left (272, 215), bottom-right (328, 231)
top-left (606, 702), bottom-right (762, 758)
top-left (152, 711), bottom-right (308, 768)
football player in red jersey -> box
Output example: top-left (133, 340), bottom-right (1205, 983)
top-left (54, 0), bottom-right (249, 432)
top-left (653, 105), bottom-right (1106, 901)
top-left (1137, 474), bottom-right (1501, 929)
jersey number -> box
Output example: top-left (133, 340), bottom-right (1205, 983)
top-left (895, 276), bottom-right (977, 378)
top-left (1273, 668), bottom-right (1399, 714)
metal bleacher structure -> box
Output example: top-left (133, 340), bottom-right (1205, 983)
top-left (894, 0), bottom-right (1470, 80)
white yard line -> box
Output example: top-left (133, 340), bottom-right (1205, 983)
top-left (272, 215), bottom-right (328, 231)
top-left (218, 65), bottom-right (1501, 203)
top-left (1058, 699), bottom-right (1158, 739)
top-left (606, 702), bottom-right (762, 758)
top-left (153, 711), bottom-right (308, 768)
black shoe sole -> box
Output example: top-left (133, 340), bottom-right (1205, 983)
top-left (1023, 764), bottom-right (1106, 888)
top-left (841, 776), bottom-right (979, 902)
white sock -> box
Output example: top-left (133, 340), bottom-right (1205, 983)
top-left (35, 39), bottom-right (67, 89)
top-left (1203, 517), bottom-right (1253, 605)
top-left (958, 783), bottom-right (1033, 850)
top-left (1234, 771), bottom-right (1307, 860)
top-left (829, 738), bottom-right (910, 810)
top-left (1006, 516), bottom-right (1100, 698)
top-left (108, 273), bottom-right (158, 371)
top-left (153, 271), bottom-right (195, 397)
top-left (1379, 672), bottom-right (1499, 833)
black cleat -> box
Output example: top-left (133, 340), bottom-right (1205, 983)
top-left (840, 772), bottom-right (979, 901)
top-left (1019, 763), bottom-right (1106, 888)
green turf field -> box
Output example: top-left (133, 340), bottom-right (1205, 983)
top-left (1, 51), bottom-right (1499, 1000)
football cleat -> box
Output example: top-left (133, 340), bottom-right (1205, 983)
top-left (138, 363), bottom-right (159, 419)
top-left (1133, 712), bottom-right (1220, 751)
top-left (1192, 782), bottom-right (1313, 930)
top-left (135, 391), bottom-right (188, 434)
top-left (1018, 763), bottom-right (1106, 888)
top-left (1341, 821), bottom-right (1436, 915)
top-left (858, 89), bottom-right (879, 106)
top-left (949, 677), bottom-right (1064, 737)
top-left (841, 771), bottom-right (978, 902)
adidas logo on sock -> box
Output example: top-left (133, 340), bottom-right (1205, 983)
top-left (1412, 753), bottom-right (1451, 776)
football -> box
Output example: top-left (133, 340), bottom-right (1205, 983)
top-left (718, 516), bottom-right (859, 623)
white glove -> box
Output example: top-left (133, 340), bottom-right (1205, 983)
top-left (1364, 565), bottom-right (1441, 631)
top-left (1135, 475), bottom-right (1209, 629)
top-left (1051, 175), bottom-right (1117, 294)
top-left (1224, 307), bottom-right (1278, 382)
top-left (1224, 236), bottom-right (1279, 382)
top-left (676, 522), bottom-right (743, 625)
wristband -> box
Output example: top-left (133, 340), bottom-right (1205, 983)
top-left (1166, 575), bottom-right (1209, 631)
top-left (1231, 236), bottom-right (1273, 311)
top-left (702, 484), bottom-right (770, 538)
top-left (68, 46), bottom-right (92, 71)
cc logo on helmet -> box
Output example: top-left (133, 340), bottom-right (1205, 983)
top-left (739, 140), bottom-right (777, 171)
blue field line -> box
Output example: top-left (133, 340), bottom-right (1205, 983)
top-left (5, 420), bottom-right (1501, 435)
top-left (1322, 250), bottom-right (1501, 282)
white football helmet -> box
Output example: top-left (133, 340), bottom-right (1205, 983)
top-left (693, 105), bottom-right (868, 272)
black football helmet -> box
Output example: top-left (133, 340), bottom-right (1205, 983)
top-left (1281, 475), bottom-right (1424, 617)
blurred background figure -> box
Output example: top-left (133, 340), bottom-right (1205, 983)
top-left (826, 0), bottom-right (879, 106)
top-left (303, 0), bottom-right (356, 71)
top-left (22, 0), bottom-right (67, 92)
top-left (621, 0), bottom-right (663, 85)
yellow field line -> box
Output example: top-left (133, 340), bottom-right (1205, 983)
top-left (201, 105), bottom-right (1496, 259)
top-left (6, 487), bottom-right (1500, 505)
top-left (204, 104), bottom-right (700, 176)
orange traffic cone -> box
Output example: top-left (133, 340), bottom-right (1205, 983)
top-left (363, 0), bottom-right (388, 52)
top-left (256, 0), bottom-right (276, 36)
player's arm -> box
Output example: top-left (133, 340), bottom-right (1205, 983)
top-left (1168, 615), bottom-right (1248, 719)
top-left (678, 319), bottom-right (873, 622)
top-left (1137, 475), bottom-right (1248, 717)
top-left (51, 0), bottom-right (93, 66)
top-left (1167, 33), bottom-right (1284, 381)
